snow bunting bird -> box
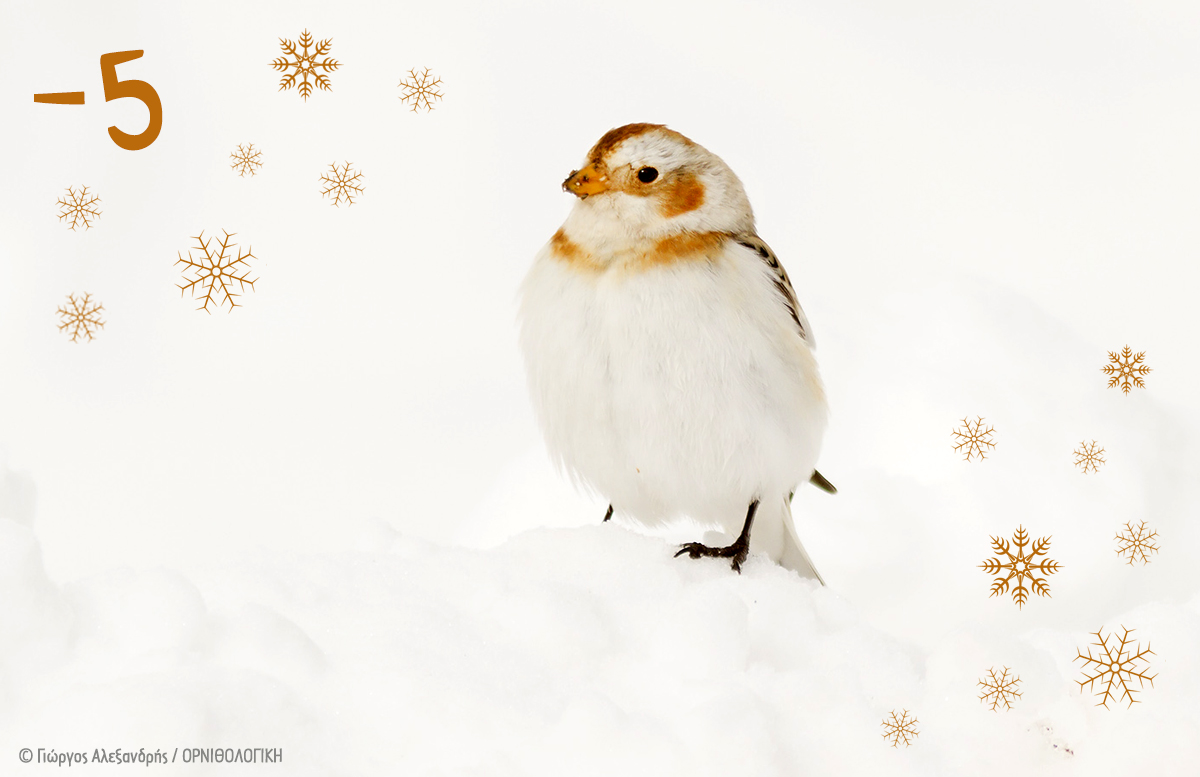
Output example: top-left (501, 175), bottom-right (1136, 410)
top-left (519, 123), bottom-right (834, 581)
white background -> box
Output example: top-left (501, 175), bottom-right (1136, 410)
top-left (1, 1), bottom-right (1199, 773)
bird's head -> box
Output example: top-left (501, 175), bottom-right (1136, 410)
top-left (560, 124), bottom-right (754, 245)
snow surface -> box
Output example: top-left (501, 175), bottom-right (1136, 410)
top-left (4, 275), bottom-right (1200, 775)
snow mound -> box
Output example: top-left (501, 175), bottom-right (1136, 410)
top-left (3, 514), bottom-right (1199, 776)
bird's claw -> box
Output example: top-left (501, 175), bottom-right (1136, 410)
top-left (674, 542), bottom-right (708, 559)
top-left (674, 539), bottom-right (750, 573)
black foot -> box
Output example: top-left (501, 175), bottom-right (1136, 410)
top-left (673, 500), bottom-right (759, 574)
top-left (603, 504), bottom-right (613, 522)
top-left (675, 535), bottom-right (751, 573)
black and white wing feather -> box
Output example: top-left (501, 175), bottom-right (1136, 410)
top-left (736, 234), bottom-right (836, 495)
top-left (734, 233), bottom-right (815, 347)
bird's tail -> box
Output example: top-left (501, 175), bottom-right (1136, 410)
top-left (778, 497), bottom-right (825, 585)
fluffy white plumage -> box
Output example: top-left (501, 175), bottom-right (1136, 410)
top-left (519, 124), bottom-right (829, 581)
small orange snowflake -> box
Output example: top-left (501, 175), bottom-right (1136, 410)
top-left (952, 416), bottom-right (996, 461)
top-left (57, 186), bottom-right (102, 231)
top-left (57, 293), bottom-right (105, 341)
top-left (881, 709), bottom-right (919, 748)
top-left (978, 666), bottom-right (1022, 711)
top-left (230, 143), bottom-right (263, 177)
top-left (1073, 440), bottom-right (1105, 473)
top-left (320, 161), bottom-right (364, 206)
top-left (1114, 521), bottom-right (1158, 566)
top-left (398, 67), bottom-right (443, 112)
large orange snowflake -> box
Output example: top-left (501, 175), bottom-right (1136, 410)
top-left (980, 525), bottom-right (1060, 609)
top-left (1102, 346), bottom-right (1151, 394)
top-left (1075, 626), bottom-right (1155, 708)
top-left (176, 231), bottom-right (257, 313)
top-left (271, 29), bottom-right (340, 101)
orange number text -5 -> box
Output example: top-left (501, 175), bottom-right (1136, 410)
top-left (99, 50), bottom-right (162, 151)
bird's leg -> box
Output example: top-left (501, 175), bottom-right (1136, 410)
top-left (603, 504), bottom-right (613, 522)
top-left (674, 500), bottom-right (759, 573)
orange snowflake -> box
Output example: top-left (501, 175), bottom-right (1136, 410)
top-left (230, 143), bottom-right (262, 177)
top-left (978, 666), bottom-right (1022, 711)
top-left (1075, 626), bottom-right (1156, 708)
top-left (1073, 440), bottom-right (1105, 473)
top-left (271, 29), bottom-right (340, 101)
top-left (980, 525), bottom-right (1060, 609)
top-left (57, 185), bottom-right (102, 231)
top-left (952, 416), bottom-right (996, 461)
top-left (398, 67), bottom-right (443, 112)
top-left (880, 709), bottom-right (919, 748)
top-left (176, 231), bottom-right (257, 313)
top-left (57, 293), bottom-right (105, 341)
top-left (1114, 521), bottom-right (1158, 566)
top-left (1102, 346), bottom-right (1151, 394)
top-left (320, 162), bottom-right (364, 206)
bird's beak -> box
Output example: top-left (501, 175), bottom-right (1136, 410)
top-left (562, 162), bottom-right (610, 198)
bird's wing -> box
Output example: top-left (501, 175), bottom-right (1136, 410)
top-left (733, 233), bottom-right (815, 348)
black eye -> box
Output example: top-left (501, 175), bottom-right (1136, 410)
top-left (637, 166), bottom-right (659, 183)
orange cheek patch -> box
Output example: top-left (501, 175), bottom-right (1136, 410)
top-left (658, 173), bottom-right (706, 218)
